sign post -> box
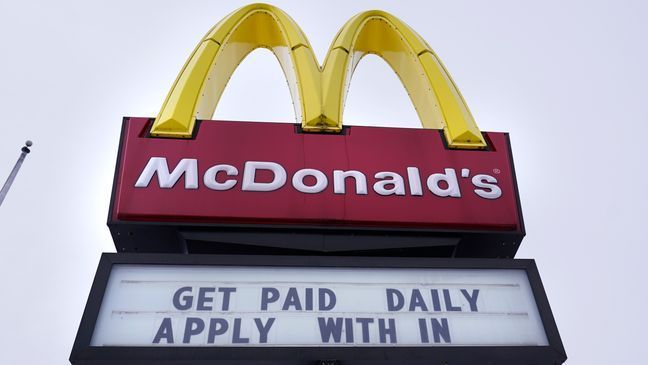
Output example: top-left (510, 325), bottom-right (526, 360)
top-left (0, 140), bottom-right (33, 207)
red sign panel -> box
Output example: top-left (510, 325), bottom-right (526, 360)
top-left (111, 118), bottom-right (522, 234)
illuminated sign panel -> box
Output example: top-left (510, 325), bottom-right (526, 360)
top-left (70, 254), bottom-right (566, 365)
top-left (92, 265), bottom-right (546, 347)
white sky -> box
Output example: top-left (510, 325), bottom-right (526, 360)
top-left (1, 0), bottom-right (647, 363)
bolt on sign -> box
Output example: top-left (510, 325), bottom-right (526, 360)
top-left (70, 254), bottom-right (566, 365)
top-left (109, 4), bottom-right (525, 257)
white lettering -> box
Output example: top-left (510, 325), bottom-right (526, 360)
top-left (204, 164), bottom-right (238, 191)
top-left (427, 168), bottom-right (461, 197)
top-left (242, 161), bottom-right (287, 192)
top-left (472, 174), bottom-right (502, 199)
top-left (134, 158), bottom-right (502, 200)
top-left (292, 169), bottom-right (328, 193)
top-left (135, 157), bottom-right (198, 189)
top-left (406, 167), bottom-right (423, 196)
top-left (373, 172), bottom-right (406, 196)
top-left (333, 170), bottom-right (368, 195)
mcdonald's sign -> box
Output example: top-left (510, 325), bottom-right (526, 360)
top-left (108, 4), bottom-right (525, 258)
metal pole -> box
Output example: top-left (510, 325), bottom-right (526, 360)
top-left (0, 140), bottom-right (33, 207)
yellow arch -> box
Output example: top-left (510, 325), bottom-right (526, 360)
top-left (152, 4), bottom-right (321, 139)
top-left (320, 10), bottom-right (484, 147)
top-left (151, 3), bottom-right (486, 149)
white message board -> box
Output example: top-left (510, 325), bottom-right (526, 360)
top-left (90, 265), bottom-right (548, 347)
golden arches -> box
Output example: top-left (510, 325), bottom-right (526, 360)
top-left (151, 3), bottom-right (486, 149)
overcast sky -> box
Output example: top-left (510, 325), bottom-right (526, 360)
top-left (1, 0), bottom-right (647, 364)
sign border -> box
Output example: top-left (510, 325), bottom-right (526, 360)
top-left (70, 254), bottom-right (565, 365)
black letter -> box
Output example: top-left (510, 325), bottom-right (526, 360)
top-left (418, 318), bottom-right (429, 343)
top-left (460, 289), bottom-right (479, 312)
top-left (197, 287), bottom-right (215, 311)
top-left (282, 287), bottom-right (303, 310)
top-left (386, 289), bottom-right (404, 311)
top-left (379, 318), bottom-right (397, 344)
top-left (318, 317), bottom-right (343, 343)
top-left (173, 286), bottom-right (193, 310)
top-left (319, 288), bottom-right (336, 311)
top-left (344, 318), bottom-right (354, 343)
top-left (153, 317), bottom-right (174, 344)
top-left (207, 318), bottom-right (228, 344)
top-left (254, 318), bottom-right (276, 343)
top-left (219, 287), bottom-right (236, 310)
top-left (356, 318), bottom-right (374, 343)
top-left (443, 289), bottom-right (461, 311)
top-left (305, 288), bottom-right (313, 311)
top-left (232, 318), bottom-right (250, 343)
top-left (408, 289), bottom-right (429, 312)
top-left (261, 288), bottom-right (279, 310)
top-left (183, 317), bottom-right (205, 344)
top-left (430, 289), bottom-right (441, 311)
top-left (431, 318), bottom-right (451, 343)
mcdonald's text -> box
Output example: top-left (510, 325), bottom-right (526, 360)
top-left (135, 158), bottom-right (502, 199)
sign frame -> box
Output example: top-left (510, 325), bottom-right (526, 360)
top-left (108, 118), bottom-right (526, 258)
top-left (70, 253), bottom-right (565, 365)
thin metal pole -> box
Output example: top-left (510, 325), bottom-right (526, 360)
top-left (0, 140), bottom-right (33, 207)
